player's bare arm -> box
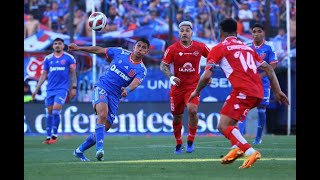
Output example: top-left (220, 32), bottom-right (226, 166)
top-left (160, 62), bottom-right (180, 86)
top-left (259, 62), bottom-right (289, 105)
top-left (69, 65), bottom-right (77, 99)
top-left (259, 62), bottom-right (277, 78)
top-left (188, 69), bottom-right (213, 102)
top-left (68, 43), bottom-right (107, 55)
top-left (121, 78), bottom-right (141, 97)
top-left (32, 70), bottom-right (48, 99)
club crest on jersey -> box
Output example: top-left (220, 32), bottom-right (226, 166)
top-left (128, 69), bottom-right (136, 77)
top-left (259, 53), bottom-right (266, 59)
top-left (193, 51), bottom-right (199, 56)
top-left (60, 60), bottom-right (66, 65)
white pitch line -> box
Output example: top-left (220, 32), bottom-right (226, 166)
top-left (35, 158), bottom-right (296, 165)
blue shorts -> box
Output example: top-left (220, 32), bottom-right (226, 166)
top-left (91, 86), bottom-right (119, 125)
top-left (45, 89), bottom-right (68, 106)
top-left (260, 87), bottom-right (270, 106)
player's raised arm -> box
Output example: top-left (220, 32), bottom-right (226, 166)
top-left (258, 62), bottom-right (289, 105)
top-left (188, 67), bottom-right (213, 102)
top-left (68, 43), bottom-right (107, 55)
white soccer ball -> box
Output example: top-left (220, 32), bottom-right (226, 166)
top-left (88, 12), bottom-right (107, 31)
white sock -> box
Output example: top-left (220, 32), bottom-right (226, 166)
top-left (231, 145), bottom-right (238, 149)
top-left (245, 148), bottom-right (255, 156)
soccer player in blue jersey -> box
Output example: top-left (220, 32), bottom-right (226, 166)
top-left (238, 23), bottom-right (278, 144)
top-left (68, 38), bottom-right (150, 161)
top-left (32, 37), bottom-right (77, 145)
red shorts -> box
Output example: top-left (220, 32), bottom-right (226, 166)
top-left (220, 91), bottom-right (262, 122)
top-left (170, 87), bottom-right (200, 115)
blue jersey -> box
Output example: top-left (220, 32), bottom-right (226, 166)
top-left (95, 47), bottom-right (147, 99)
top-left (43, 52), bottom-right (76, 92)
top-left (247, 40), bottom-right (278, 89)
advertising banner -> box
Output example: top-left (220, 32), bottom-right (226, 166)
top-left (24, 102), bottom-right (224, 135)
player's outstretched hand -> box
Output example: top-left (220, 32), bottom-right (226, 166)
top-left (274, 91), bottom-right (289, 106)
top-left (121, 87), bottom-right (128, 97)
top-left (68, 43), bottom-right (79, 51)
top-left (188, 91), bottom-right (199, 102)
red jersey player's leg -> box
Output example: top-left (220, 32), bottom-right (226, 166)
top-left (170, 89), bottom-right (186, 154)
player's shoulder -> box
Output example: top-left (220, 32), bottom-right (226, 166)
top-left (264, 41), bottom-right (276, 50)
top-left (44, 53), bottom-right (54, 60)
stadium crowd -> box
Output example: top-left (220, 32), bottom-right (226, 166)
top-left (24, 0), bottom-right (296, 48)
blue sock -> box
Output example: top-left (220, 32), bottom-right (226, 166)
top-left (79, 133), bottom-right (96, 152)
top-left (52, 110), bottom-right (61, 136)
top-left (238, 118), bottom-right (247, 136)
top-left (95, 123), bottom-right (105, 151)
top-left (46, 114), bottom-right (53, 138)
top-left (256, 108), bottom-right (266, 140)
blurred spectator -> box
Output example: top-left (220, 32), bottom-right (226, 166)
top-left (238, 2), bottom-right (253, 34)
top-left (48, 1), bottom-right (65, 31)
top-left (268, 0), bottom-right (280, 37)
top-left (103, 6), bottom-right (123, 32)
top-left (24, 82), bottom-right (33, 103)
top-left (24, 14), bottom-right (40, 39)
top-left (235, 16), bottom-right (243, 35)
top-left (183, 9), bottom-right (195, 24)
top-left (141, 10), bottom-right (158, 27)
top-left (57, 16), bottom-right (68, 34)
top-left (73, 9), bottom-right (86, 36)
top-left (273, 27), bottom-right (287, 51)
top-left (290, 12), bottom-right (296, 48)
top-left (256, 4), bottom-right (266, 28)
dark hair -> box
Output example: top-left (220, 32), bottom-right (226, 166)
top-left (53, 37), bottom-right (64, 44)
top-left (219, 18), bottom-right (237, 34)
top-left (252, 23), bottom-right (264, 30)
top-left (136, 38), bottom-right (150, 48)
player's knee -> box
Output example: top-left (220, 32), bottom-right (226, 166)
top-left (173, 114), bottom-right (183, 123)
top-left (188, 108), bottom-right (198, 117)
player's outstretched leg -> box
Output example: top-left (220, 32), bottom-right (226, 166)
top-left (221, 147), bottom-right (244, 164)
top-left (73, 149), bottom-right (90, 162)
top-left (239, 150), bottom-right (261, 169)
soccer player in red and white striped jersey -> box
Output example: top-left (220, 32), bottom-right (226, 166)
top-left (189, 18), bottom-right (289, 169)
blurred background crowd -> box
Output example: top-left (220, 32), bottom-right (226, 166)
top-left (24, 0), bottom-right (296, 103)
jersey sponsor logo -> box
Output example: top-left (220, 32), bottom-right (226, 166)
top-left (49, 66), bottom-right (66, 72)
top-left (128, 69), bottom-right (136, 77)
top-left (110, 64), bottom-right (131, 81)
top-left (179, 62), bottom-right (195, 72)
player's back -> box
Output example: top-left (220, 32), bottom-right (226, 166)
top-left (209, 37), bottom-right (264, 99)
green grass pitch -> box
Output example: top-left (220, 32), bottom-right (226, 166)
top-left (24, 135), bottom-right (296, 180)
